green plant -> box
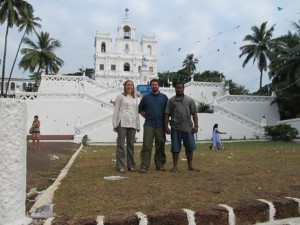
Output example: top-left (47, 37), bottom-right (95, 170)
top-left (264, 124), bottom-right (299, 141)
top-left (81, 135), bottom-right (90, 146)
top-left (197, 102), bottom-right (213, 113)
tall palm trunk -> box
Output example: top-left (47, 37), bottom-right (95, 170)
top-left (260, 70), bottom-right (263, 89)
top-left (5, 32), bottom-right (26, 96)
top-left (1, 25), bottom-right (10, 97)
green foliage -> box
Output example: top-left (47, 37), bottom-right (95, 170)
top-left (197, 102), bottom-right (213, 113)
top-left (81, 135), bottom-right (90, 146)
top-left (264, 124), bottom-right (299, 141)
top-left (194, 70), bottom-right (225, 82)
top-left (226, 80), bottom-right (249, 95)
top-left (239, 21), bottom-right (274, 89)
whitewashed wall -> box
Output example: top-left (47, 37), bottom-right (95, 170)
top-left (22, 77), bottom-right (282, 143)
top-left (26, 99), bottom-right (112, 136)
top-left (0, 99), bottom-right (31, 225)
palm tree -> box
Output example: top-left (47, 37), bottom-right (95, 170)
top-left (19, 31), bottom-right (64, 76)
top-left (269, 31), bottom-right (300, 84)
top-left (291, 19), bottom-right (300, 34)
top-left (269, 21), bottom-right (300, 119)
top-left (5, 9), bottom-right (41, 96)
top-left (239, 21), bottom-right (274, 89)
top-left (0, 0), bottom-right (34, 97)
top-left (182, 53), bottom-right (198, 79)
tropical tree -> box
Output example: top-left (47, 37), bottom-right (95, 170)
top-left (19, 31), bottom-right (64, 75)
top-left (239, 21), bottom-right (274, 89)
top-left (5, 9), bottom-right (41, 95)
top-left (268, 20), bottom-right (300, 119)
top-left (0, 0), bottom-right (34, 97)
top-left (182, 53), bottom-right (198, 78)
top-left (194, 70), bottom-right (225, 82)
top-left (226, 80), bottom-right (249, 95)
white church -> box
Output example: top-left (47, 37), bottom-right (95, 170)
top-left (15, 8), bottom-right (300, 143)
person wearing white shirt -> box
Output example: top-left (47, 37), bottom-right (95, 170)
top-left (112, 80), bottom-right (140, 173)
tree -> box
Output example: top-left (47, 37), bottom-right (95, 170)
top-left (239, 21), bottom-right (274, 89)
top-left (268, 20), bottom-right (300, 119)
top-left (194, 70), bottom-right (225, 82)
top-left (226, 80), bottom-right (249, 95)
top-left (0, 0), bottom-right (34, 97)
top-left (5, 8), bottom-right (41, 96)
top-left (182, 53), bottom-right (198, 79)
top-left (19, 31), bottom-right (64, 75)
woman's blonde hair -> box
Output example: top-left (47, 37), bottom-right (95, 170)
top-left (123, 80), bottom-right (136, 98)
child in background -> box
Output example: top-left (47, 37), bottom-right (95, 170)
top-left (209, 123), bottom-right (226, 150)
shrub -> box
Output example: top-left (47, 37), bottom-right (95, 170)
top-left (197, 102), bottom-right (213, 113)
top-left (264, 124), bottom-right (299, 141)
top-left (81, 135), bottom-right (90, 146)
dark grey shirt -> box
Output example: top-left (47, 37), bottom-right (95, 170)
top-left (165, 95), bottom-right (197, 132)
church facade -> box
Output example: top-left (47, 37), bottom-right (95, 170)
top-left (94, 8), bottom-right (157, 87)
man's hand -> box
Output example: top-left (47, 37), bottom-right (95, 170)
top-left (165, 127), bottom-right (171, 135)
top-left (140, 111), bottom-right (146, 118)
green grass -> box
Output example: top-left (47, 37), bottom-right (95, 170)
top-left (53, 141), bottom-right (300, 219)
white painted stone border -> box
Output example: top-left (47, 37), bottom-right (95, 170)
top-left (29, 144), bottom-right (83, 214)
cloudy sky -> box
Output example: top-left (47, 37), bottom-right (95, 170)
top-left (1, 0), bottom-right (299, 92)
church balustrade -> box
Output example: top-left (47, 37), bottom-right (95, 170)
top-left (74, 113), bottom-right (113, 136)
top-left (217, 95), bottom-right (275, 105)
top-left (41, 75), bottom-right (110, 91)
top-left (185, 81), bottom-right (225, 88)
top-left (17, 92), bottom-right (114, 110)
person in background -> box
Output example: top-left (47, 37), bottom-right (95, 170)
top-left (164, 82), bottom-right (199, 172)
top-left (112, 80), bottom-right (140, 173)
top-left (210, 123), bottom-right (226, 150)
top-left (138, 79), bottom-right (168, 173)
top-left (32, 115), bottom-right (41, 150)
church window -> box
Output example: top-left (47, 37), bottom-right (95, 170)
top-left (111, 65), bottom-right (116, 71)
top-left (149, 67), bottom-right (153, 72)
top-left (101, 42), bottom-right (106, 52)
top-left (22, 83), bottom-right (27, 91)
top-left (100, 64), bottom-right (104, 70)
top-left (123, 25), bottom-right (131, 39)
top-left (124, 63), bottom-right (130, 71)
top-left (10, 82), bottom-right (15, 91)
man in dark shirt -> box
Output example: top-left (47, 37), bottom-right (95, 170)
top-left (164, 82), bottom-right (199, 172)
top-left (138, 79), bottom-right (168, 173)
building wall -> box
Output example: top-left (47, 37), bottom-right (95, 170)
top-left (20, 75), bottom-right (282, 143)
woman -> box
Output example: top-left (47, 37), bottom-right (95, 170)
top-left (31, 115), bottom-right (41, 150)
top-left (112, 80), bottom-right (140, 173)
top-left (210, 123), bottom-right (226, 150)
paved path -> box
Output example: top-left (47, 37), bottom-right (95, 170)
top-left (256, 217), bottom-right (300, 224)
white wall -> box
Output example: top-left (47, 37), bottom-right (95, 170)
top-left (27, 100), bottom-right (111, 135)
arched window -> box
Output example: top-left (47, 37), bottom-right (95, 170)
top-left (123, 25), bottom-right (131, 39)
top-left (101, 42), bottom-right (106, 52)
top-left (123, 63), bottom-right (130, 71)
top-left (10, 82), bottom-right (15, 91)
top-left (22, 83), bottom-right (27, 91)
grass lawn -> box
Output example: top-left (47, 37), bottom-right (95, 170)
top-left (52, 141), bottom-right (300, 219)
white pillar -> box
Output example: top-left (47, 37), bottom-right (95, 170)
top-left (0, 99), bottom-right (32, 225)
